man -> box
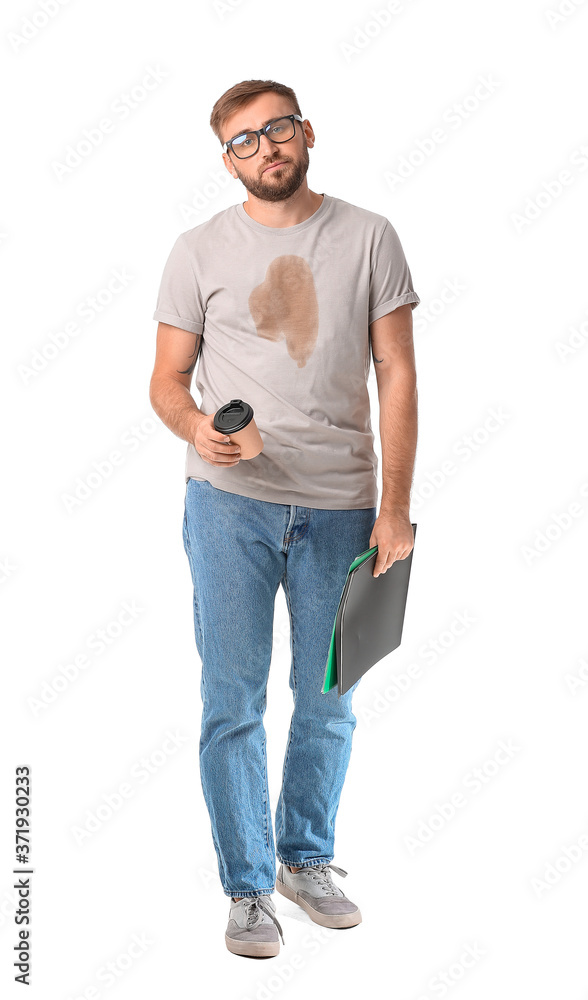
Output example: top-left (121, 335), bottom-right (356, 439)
top-left (150, 78), bottom-right (419, 959)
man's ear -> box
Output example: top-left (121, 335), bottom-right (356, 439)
top-left (222, 152), bottom-right (237, 178)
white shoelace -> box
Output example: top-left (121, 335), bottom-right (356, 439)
top-left (291, 862), bottom-right (348, 896)
top-left (242, 896), bottom-right (285, 945)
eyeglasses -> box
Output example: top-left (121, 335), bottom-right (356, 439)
top-left (223, 114), bottom-right (304, 159)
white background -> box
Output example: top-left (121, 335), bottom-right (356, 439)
top-left (2, 0), bottom-right (588, 997)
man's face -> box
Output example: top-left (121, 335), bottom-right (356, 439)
top-left (221, 95), bottom-right (312, 203)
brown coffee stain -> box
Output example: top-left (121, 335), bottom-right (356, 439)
top-left (248, 256), bottom-right (318, 368)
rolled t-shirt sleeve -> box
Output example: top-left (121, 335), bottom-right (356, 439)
top-left (368, 219), bottom-right (420, 325)
top-left (152, 233), bottom-right (204, 335)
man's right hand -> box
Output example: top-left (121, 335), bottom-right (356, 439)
top-left (193, 413), bottom-right (241, 467)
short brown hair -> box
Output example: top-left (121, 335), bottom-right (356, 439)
top-left (210, 79), bottom-right (302, 145)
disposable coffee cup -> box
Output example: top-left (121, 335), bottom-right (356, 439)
top-left (213, 398), bottom-right (263, 460)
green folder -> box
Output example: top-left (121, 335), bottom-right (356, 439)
top-left (321, 545), bottom-right (378, 694)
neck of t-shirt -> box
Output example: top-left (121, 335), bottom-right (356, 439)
top-left (235, 193), bottom-right (331, 235)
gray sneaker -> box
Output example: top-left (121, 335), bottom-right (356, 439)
top-left (225, 894), bottom-right (285, 958)
top-left (276, 863), bottom-right (362, 928)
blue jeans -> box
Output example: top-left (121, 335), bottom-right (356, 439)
top-left (182, 477), bottom-right (377, 899)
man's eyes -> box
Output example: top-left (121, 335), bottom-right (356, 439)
top-left (233, 123), bottom-right (285, 146)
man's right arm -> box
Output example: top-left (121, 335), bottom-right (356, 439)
top-left (149, 322), bottom-right (241, 467)
top-left (149, 322), bottom-right (205, 444)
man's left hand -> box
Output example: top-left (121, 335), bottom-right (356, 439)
top-left (368, 510), bottom-right (414, 577)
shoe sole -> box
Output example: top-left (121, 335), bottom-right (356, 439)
top-left (225, 934), bottom-right (280, 958)
top-left (275, 877), bottom-right (362, 928)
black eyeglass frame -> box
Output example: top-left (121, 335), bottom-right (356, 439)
top-left (223, 114), bottom-right (304, 158)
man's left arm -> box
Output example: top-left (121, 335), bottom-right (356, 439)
top-left (368, 303), bottom-right (418, 577)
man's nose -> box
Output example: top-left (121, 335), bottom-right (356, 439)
top-left (259, 133), bottom-right (281, 154)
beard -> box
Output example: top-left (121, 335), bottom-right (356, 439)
top-left (232, 142), bottom-right (310, 203)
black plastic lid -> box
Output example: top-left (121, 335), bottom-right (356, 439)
top-left (213, 398), bottom-right (254, 434)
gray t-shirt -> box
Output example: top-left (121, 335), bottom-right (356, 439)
top-left (152, 192), bottom-right (419, 509)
